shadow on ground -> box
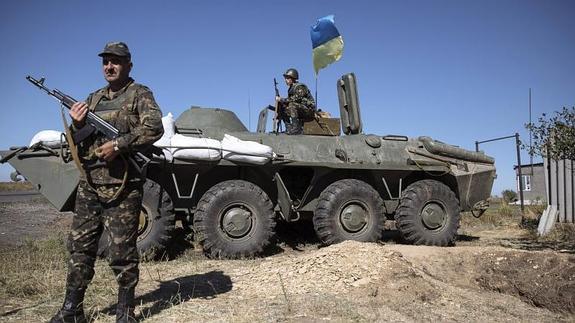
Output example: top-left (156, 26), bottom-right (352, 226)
top-left (97, 270), bottom-right (232, 321)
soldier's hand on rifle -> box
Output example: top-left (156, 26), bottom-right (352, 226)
top-left (70, 102), bottom-right (88, 128)
top-left (95, 140), bottom-right (119, 162)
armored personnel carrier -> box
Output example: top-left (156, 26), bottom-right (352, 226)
top-left (1, 73), bottom-right (496, 259)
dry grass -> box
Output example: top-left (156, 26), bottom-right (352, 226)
top-left (0, 233), bottom-right (69, 321)
top-left (0, 233), bottom-right (210, 321)
top-left (459, 199), bottom-right (575, 254)
top-left (540, 223), bottom-right (575, 243)
top-left (0, 234), bottom-right (67, 300)
top-left (0, 181), bottom-right (34, 192)
top-left (2, 200), bottom-right (574, 321)
top-left (461, 201), bottom-right (522, 229)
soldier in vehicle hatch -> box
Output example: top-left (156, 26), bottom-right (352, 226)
top-left (50, 42), bottom-right (164, 323)
top-left (275, 68), bottom-right (316, 135)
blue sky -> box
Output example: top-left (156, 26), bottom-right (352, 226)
top-left (0, 0), bottom-right (574, 196)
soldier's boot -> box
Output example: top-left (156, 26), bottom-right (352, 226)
top-left (49, 288), bottom-right (87, 323)
top-left (116, 287), bottom-right (136, 323)
top-left (284, 121), bottom-right (293, 134)
top-left (281, 116), bottom-right (292, 133)
top-left (286, 117), bottom-right (303, 135)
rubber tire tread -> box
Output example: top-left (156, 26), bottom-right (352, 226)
top-left (395, 179), bottom-right (460, 246)
top-left (313, 179), bottom-right (385, 245)
top-left (137, 180), bottom-right (176, 260)
top-left (193, 180), bottom-right (276, 259)
top-left (97, 180), bottom-right (176, 261)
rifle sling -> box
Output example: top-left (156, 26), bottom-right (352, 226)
top-left (61, 107), bottom-right (87, 181)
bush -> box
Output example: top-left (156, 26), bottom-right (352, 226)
top-left (501, 190), bottom-right (517, 203)
top-left (526, 106), bottom-right (575, 160)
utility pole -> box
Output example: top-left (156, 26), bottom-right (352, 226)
top-left (529, 88), bottom-right (534, 177)
top-left (515, 133), bottom-right (525, 214)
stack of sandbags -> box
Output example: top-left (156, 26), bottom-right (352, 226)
top-left (152, 113), bottom-right (274, 164)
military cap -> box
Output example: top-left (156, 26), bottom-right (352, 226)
top-left (98, 41), bottom-right (131, 59)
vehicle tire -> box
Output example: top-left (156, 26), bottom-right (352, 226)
top-left (194, 180), bottom-right (276, 259)
top-left (395, 179), bottom-right (460, 246)
top-left (98, 180), bottom-right (176, 260)
top-left (313, 179), bottom-right (385, 245)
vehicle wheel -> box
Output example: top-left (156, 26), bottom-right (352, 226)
top-left (395, 179), bottom-right (460, 246)
top-left (194, 180), bottom-right (276, 259)
top-left (98, 180), bottom-right (175, 260)
top-left (313, 179), bottom-right (385, 245)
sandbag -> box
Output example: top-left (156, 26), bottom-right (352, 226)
top-left (154, 112), bottom-right (176, 147)
top-left (221, 134), bottom-right (273, 165)
top-left (170, 134), bottom-right (221, 161)
top-left (29, 130), bottom-right (64, 148)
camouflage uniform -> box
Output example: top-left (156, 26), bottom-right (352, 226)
top-left (67, 78), bottom-right (163, 292)
top-left (50, 41), bottom-right (163, 323)
top-left (67, 181), bottom-right (142, 289)
top-left (68, 79), bottom-right (163, 294)
top-left (76, 78), bottom-right (163, 185)
top-left (280, 82), bottom-right (316, 123)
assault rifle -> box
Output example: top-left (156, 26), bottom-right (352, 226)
top-left (26, 75), bottom-right (149, 174)
top-left (273, 78), bottom-right (282, 133)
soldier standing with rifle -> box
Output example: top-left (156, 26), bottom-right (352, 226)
top-left (275, 68), bottom-right (316, 135)
top-left (50, 41), bottom-right (164, 323)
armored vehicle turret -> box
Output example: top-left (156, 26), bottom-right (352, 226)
top-left (1, 73), bottom-right (496, 259)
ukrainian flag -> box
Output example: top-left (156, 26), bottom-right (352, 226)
top-left (311, 15), bottom-right (344, 74)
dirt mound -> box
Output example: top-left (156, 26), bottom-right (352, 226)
top-left (211, 241), bottom-right (573, 322)
top-left (233, 241), bottom-right (404, 295)
top-left (386, 244), bottom-right (575, 315)
top-left (476, 250), bottom-right (575, 313)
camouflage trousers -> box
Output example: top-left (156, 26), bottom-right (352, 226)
top-left (65, 180), bottom-right (143, 290)
top-left (284, 102), bottom-right (315, 122)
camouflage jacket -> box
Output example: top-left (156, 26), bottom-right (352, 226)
top-left (282, 82), bottom-right (316, 110)
top-left (72, 78), bottom-right (164, 184)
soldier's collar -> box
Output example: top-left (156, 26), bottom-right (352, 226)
top-left (105, 78), bottom-right (134, 99)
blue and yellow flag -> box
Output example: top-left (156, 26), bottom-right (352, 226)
top-left (310, 15), bottom-right (344, 74)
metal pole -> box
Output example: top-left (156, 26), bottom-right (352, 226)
top-left (475, 141), bottom-right (479, 152)
top-left (315, 75), bottom-right (318, 110)
top-left (515, 133), bottom-right (525, 214)
top-left (529, 88), bottom-right (534, 177)
top-left (476, 134), bottom-right (517, 145)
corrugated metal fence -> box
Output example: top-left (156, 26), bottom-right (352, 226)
top-left (538, 158), bottom-right (574, 234)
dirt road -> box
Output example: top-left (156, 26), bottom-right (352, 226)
top-left (0, 195), bottom-right (573, 322)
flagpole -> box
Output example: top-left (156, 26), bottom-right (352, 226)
top-left (315, 74), bottom-right (318, 109)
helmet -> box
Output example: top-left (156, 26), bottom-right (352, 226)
top-left (283, 68), bottom-right (299, 80)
